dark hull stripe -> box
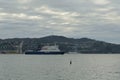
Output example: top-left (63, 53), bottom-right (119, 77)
top-left (25, 52), bottom-right (64, 55)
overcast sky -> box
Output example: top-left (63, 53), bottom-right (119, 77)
top-left (0, 0), bottom-right (120, 44)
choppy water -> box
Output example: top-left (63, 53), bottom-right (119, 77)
top-left (0, 54), bottom-right (120, 80)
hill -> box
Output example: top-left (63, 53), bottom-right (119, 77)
top-left (0, 35), bottom-right (120, 53)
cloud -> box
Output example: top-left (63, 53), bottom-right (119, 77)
top-left (0, 0), bottom-right (120, 43)
top-left (95, 7), bottom-right (114, 12)
top-left (17, 0), bottom-right (32, 4)
top-left (91, 0), bottom-right (110, 5)
top-left (0, 12), bottom-right (43, 20)
top-left (102, 11), bottom-right (120, 23)
top-left (35, 5), bottom-right (80, 24)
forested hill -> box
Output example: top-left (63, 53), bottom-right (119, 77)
top-left (0, 35), bottom-right (120, 53)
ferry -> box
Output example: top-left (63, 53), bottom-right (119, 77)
top-left (25, 45), bottom-right (65, 55)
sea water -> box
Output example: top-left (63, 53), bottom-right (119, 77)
top-left (0, 54), bottom-right (120, 80)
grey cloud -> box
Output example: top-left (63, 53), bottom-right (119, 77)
top-left (0, 0), bottom-right (120, 43)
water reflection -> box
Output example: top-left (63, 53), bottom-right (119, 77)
top-left (0, 54), bottom-right (120, 80)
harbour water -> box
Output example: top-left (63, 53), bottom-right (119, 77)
top-left (0, 54), bottom-right (120, 80)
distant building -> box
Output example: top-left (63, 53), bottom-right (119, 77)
top-left (0, 50), bottom-right (17, 54)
